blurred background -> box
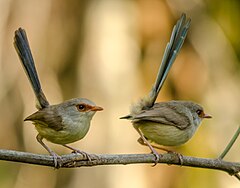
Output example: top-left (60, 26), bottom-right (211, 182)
top-left (0, 0), bottom-right (239, 187)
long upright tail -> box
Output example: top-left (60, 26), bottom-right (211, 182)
top-left (14, 28), bottom-right (49, 109)
top-left (147, 14), bottom-right (191, 108)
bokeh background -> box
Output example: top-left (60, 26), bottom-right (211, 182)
top-left (0, 0), bottom-right (239, 187)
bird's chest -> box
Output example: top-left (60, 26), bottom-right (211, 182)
top-left (62, 118), bottom-right (91, 141)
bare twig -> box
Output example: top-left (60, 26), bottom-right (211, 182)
top-left (219, 126), bottom-right (240, 159)
top-left (0, 149), bottom-right (239, 180)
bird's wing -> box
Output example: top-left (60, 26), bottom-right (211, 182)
top-left (24, 107), bottom-right (64, 131)
top-left (132, 103), bottom-right (191, 130)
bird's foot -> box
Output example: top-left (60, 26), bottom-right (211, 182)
top-left (62, 144), bottom-right (97, 162)
top-left (50, 151), bottom-right (63, 169)
top-left (167, 150), bottom-right (183, 165)
top-left (71, 149), bottom-right (98, 162)
top-left (151, 149), bottom-right (161, 167)
top-left (139, 139), bottom-right (184, 165)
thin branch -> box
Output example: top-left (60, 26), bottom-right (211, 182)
top-left (0, 149), bottom-right (239, 179)
top-left (219, 126), bottom-right (240, 159)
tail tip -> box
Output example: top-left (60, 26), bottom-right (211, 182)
top-left (120, 115), bottom-right (132, 120)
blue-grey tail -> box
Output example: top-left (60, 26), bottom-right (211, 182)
top-left (14, 28), bottom-right (49, 109)
top-left (148, 13), bottom-right (191, 107)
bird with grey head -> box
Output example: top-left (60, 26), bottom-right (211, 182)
top-left (120, 14), bottom-right (211, 164)
top-left (14, 28), bottom-right (103, 168)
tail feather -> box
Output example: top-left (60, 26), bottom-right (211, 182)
top-left (148, 14), bottom-right (191, 107)
top-left (14, 28), bottom-right (49, 109)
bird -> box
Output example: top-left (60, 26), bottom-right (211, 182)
top-left (14, 28), bottom-right (103, 168)
top-left (120, 14), bottom-right (211, 163)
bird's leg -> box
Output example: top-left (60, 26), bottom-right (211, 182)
top-left (134, 126), bottom-right (160, 165)
top-left (138, 138), bottom-right (183, 165)
top-left (62, 144), bottom-right (96, 162)
top-left (137, 137), bottom-right (170, 152)
top-left (36, 134), bottom-right (62, 168)
top-left (174, 152), bottom-right (184, 165)
top-left (151, 143), bottom-right (184, 165)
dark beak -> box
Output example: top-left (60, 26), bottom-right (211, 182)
top-left (90, 106), bottom-right (103, 112)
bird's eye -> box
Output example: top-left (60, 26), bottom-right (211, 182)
top-left (76, 104), bottom-right (86, 111)
top-left (196, 109), bottom-right (202, 116)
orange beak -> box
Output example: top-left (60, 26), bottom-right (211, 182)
top-left (203, 113), bottom-right (212, 119)
top-left (90, 106), bottom-right (104, 112)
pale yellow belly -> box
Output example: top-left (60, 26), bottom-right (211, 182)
top-left (34, 122), bottom-right (90, 145)
top-left (138, 122), bottom-right (196, 146)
